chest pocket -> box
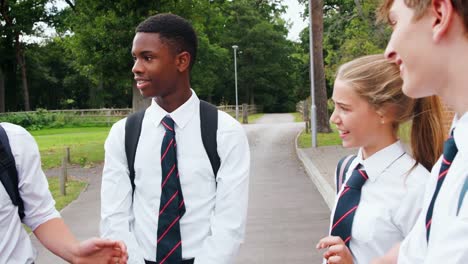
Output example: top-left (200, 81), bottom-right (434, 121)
top-left (352, 205), bottom-right (387, 242)
top-left (178, 153), bottom-right (215, 195)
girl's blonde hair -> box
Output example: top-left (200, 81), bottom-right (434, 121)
top-left (336, 54), bottom-right (444, 170)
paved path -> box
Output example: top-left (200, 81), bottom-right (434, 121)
top-left (236, 114), bottom-right (330, 263)
top-left (32, 113), bottom-right (332, 263)
top-left (31, 165), bottom-right (104, 263)
top-left (297, 146), bottom-right (356, 209)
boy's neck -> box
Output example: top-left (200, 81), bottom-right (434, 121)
top-left (439, 37), bottom-right (468, 116)
top-left (155, 85), bottom-right (192, 113)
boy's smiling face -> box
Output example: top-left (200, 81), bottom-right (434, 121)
top-left (384, 0), bottom-right (440, 99)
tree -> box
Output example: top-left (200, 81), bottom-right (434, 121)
top-left (1, 0), bottom-right (307, 113)
top-left (56, 0), bottom-right (302, 112)
top-left (0, 28), bottom-right (18, 112)
top-left (59, 0), bottom-right (229, 111)
top-left (298, 0), bottom-right (331, 132)
top-left (0, 0), bottom-right (51, 111)
top-left (0, 67), bottom-right (4, 112)
top-left (0, 36), bottom-right (7, 112)
top-left (216, 0), bottom-right (300, 112)
top-left (321, 0), bottom-right (390, 90)
top-left (25, 39), bottom-right (94, 110)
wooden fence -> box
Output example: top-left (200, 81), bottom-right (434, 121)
top-left (0, 108), bottom-right (133, 116)
top-left (0, 105), bottom-right (260, 125)
top-left (0, 108), bottom-right (132, 126)
top-left (296, 100), bottom-right (311, 133)
top-left (218, 104), bottom-right (261, 116)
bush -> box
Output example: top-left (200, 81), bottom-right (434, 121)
top-left (0, 109), bottom-right (122, 130)
top-left (0, 109), bottom-right (58, 130)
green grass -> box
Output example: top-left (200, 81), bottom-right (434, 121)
top-left (298, 125), bottom-right (341, 148)
top-left (24, 177), bottom-right (87, 233)
top-left (21, 127), bottom-right (103, 234)
top-left (291, 112), bottom-right (304, 122)
top-left (30, 127), bottom-right (111, 169)
top-left (48, 177), bottom-right (88, 211)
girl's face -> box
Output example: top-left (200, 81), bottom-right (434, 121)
top-left (330, 79), bottom-right (396, 158)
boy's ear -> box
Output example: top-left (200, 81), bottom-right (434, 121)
top-left (431, 0), bottom-right (454, 42)
top-left (175, 51), bottom-right (191, 72)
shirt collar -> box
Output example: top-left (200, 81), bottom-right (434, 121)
top-left (147, 89), bottom-right (198, 130)
top-left (453, 112), bottom-right (468, 157)
top-left (356, 140), bottom-right (406, 182)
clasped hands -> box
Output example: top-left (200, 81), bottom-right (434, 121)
top-left (72, 237), bottom-right (128, 264)
top-left (316, 236), bottom-right (354, 264)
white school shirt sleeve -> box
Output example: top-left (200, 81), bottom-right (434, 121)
top-left (194, 112), bottom-right (250, 264)
top-left (9, 123), bottom-right (60, 230)
top-left (397, 162), bottom-right (439, 264)
top-left (100, 119), bottom-right (145, 264)
top-left (392, 164), bottom-right (429, 236)
top-left (0, 123), bottom-right (60, 264)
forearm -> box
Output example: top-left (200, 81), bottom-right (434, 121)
top-left (33, 217), bottom-right (80, 262)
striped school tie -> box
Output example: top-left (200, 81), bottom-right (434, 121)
top-left (331, 164), bottom-right (368, 246)
top-left (425, 130), bottom-right (457, 241)
top-left (157, 116), bottom-right (185, 264)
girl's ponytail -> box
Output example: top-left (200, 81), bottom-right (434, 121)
top-left (410, 96), bottom-right (444, 170)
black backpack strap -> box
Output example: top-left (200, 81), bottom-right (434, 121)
top-left (199, 100), bottom-right (221, 177)
top-left (335, 154), bottom-right (357, 194)
top-left (124, 101), bottom-right (221, 199)
top-left (125, 110), bottom-right (146, 196)
top-left (0, 125), bottom-right (25, 220)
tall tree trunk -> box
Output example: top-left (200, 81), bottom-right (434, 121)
top-left (0, 67), bottom-right (4, 112)
top-left (250, 89), bottom-right (254, 105)
top-left (15, 35), bottom-right (30, 111)
top-left (243, 83), bottom-right (249, 106)
top-left (311, 0), bottom-right (331, 132)
top-left (90, 76), bottom-right (106, 108)
top-left (132, 85), bottom-right (151, 112)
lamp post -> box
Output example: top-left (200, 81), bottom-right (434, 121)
top-left (232, 45), bottom-right (239, 120)
top-left (308, 0), bottom-right (317, 147)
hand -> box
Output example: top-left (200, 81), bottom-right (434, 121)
top-left (71, 237), bottom-right (128, 264)
top-left (316, 236), bottom-right (354, 264)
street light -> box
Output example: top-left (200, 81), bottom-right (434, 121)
top-left (232, 45), bottom-right (239, 120)
top-left (308, 0), bottom-right (317, 147)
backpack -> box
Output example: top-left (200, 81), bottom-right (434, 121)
top-left (335, 154), bottom-right (357, 194)
top-left (125, 100), bottom-right (221, 196)
top-left (0, 124), bottom-right (25, 220)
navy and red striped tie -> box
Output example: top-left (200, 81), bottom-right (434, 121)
top-left (157, 116), bottom-right (185, 264)
top-left (425, 130), bottom-right (458, 241)
top-left (331, 164), bottom-right (368, 246)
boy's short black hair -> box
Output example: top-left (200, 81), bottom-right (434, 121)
top-left (136, 13), bottom-right (198, 69)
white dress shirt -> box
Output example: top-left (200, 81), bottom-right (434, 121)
top-left (100, 90), bottom-right (250, 264)
top-left (0, 122), bottom-right (60, 264)
top-left (398, 112), bottom-right (468, 264)
top-left (328, 141), bottom-right (430, 264)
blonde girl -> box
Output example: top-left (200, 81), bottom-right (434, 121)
top-left (316, 54), bottom-right (444, 264)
